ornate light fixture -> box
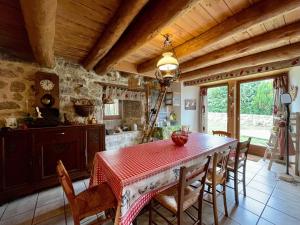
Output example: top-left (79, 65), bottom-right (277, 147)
top-left (155, 34), bottom-right (180, 87)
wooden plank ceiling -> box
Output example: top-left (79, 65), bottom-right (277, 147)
top-left (0, 0), bottom-right (300, 82)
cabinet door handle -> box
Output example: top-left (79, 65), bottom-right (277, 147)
top-left (58, 132), bottom-right (65, 135)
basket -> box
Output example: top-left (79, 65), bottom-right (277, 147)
top-left (73, 99), bottom-right (95, 117)
top-left (74, 105), bottom-right (94, 117)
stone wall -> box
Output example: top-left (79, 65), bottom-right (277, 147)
top-left (105, 131), bottom-right (142, 151)
top-left (208, 112), bottom-right (273, 128)
top-left (0, 56), bottom-right (145, 127)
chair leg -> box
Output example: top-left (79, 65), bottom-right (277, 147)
top-left (133, 218), bottom-right (138, 225)
top-left (234, 171), bottom-right (239, 205)
top-left (263, 149), bottom-right (268, 161)
top-left (243, 164), bottom-right (246, 197)
top-left (178, 209), bottom-right (183, 225)
top-left (268, 152), bottom-right (274, 170)
top-left (222, 183), bottom-right (228, 217)
top-left (73, 216), bottom-right (80, 225)
top-left (212, 185), bottom-right (219, 225)
top-left (197, 192), bottom-right (204, 225)
top-left (226, 171), bottom-right (230, 182)
top-left (149, 200), bottom-right (152, 225)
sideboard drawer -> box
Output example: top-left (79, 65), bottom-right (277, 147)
top-left (33, 128), bottom-right (81, 144)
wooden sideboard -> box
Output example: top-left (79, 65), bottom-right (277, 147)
top-left (0, 124), bottom-right (105, 204)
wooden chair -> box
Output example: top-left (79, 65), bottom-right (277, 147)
top-left (149, 156), bottom-right (211, 225)
top-left (212, 130), bottom-right (231, 138)
top-left (264, 127), bottom-right (280, 170)
top-left (204, 149), bottom-right (231, 225)
top-left (227, 138), bottom-right (251, 205)
top-left (56, 160), bottom-right (117, 225)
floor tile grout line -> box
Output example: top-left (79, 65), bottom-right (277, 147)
top-left (31, 192), bottom-right (39, 225)
top-left (255, 174), bottom-right (278, 225)
top-left (238, 161), bottom-right (274, 225)
top-left (0, 203), bottom-right (8, 222)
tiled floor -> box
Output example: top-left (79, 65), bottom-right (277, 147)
top-left (1, 158), bottom-right (300, 225)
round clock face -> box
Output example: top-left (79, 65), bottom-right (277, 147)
top-left (40, 79), bottom-right (55, 91)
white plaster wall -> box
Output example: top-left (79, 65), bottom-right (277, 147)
top-left (170, 82), bottom-right (181, 124)
top-left (289, 66), bottom-right (300, 113)
top-left (289, 66), bottom-right (300, 173)
top-left (180, 83), bottom-right (200, 132)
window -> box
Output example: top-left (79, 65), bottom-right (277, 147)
top-left (104, 99), bottom-right (121, 119)
top-left (239, 79), bottom-right (274, 146)
top-left (207, 85), bottom-right (228, 134)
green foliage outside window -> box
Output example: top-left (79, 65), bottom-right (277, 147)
top-left (207, 80), bottom-right (274, 115)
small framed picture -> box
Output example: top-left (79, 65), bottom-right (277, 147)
top-left (165, 92), bottom-right (173, 106)
top-left (184, 99), bottom-right (196, 110)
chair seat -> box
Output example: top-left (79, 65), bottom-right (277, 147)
top-left (227, 159), bottom-right (244, 171)
top-left (75, 183), bottom-right (116, 219)
top-left (206, 169), bottom-right (225, 185)
top-left (155, 185), bottom-right (201, 214)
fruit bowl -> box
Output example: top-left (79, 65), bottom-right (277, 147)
top-left (171, 130), bottom-right (189, 146)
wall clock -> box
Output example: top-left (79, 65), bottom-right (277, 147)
top-left (35, 72), bottom-right (59, 109)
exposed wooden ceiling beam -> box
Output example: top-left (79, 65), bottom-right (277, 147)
top-left (114, 61), bottom-right (138, 74)
top-left (94, 0), bottom-right (200, 75)
top-left (137, 0), bottom-right (300, 74)
top-left (181, 42), bottom-right (300, 80)
top-left (180, 21), bottom-right (300, 73)
top-left (20, 0), bottom-right (57, 68)
top-left (83, 0), bottom-right (149, 71)
top-left (183, 58), bottom-right (299, 86)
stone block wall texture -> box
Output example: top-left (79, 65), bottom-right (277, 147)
top-left (105, 131), bottom-right (142, 151)
top-left (208, 112), bottom-right (273, 128)
top-left (0, 57), bottom-right (145, 127)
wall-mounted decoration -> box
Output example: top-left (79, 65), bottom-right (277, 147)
top-left (35, 71), bottom-right (59, 109)
top-left (290, 85), bottom-right (298, 101)
top-left (184, 99), bottom-right (196, 110)
top-left (165, 92), bottom-right (173, 105)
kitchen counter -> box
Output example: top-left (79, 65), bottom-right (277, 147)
top-left (105, 130), bottom-right (142, 151)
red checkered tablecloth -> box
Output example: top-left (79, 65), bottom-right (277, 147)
top-left (90, 133), bottom-right (237, 225)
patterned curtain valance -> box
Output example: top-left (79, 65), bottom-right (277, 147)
top-left (103, 86), bottom-right (146, 101)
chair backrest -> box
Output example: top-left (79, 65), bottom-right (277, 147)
top-left (177, 156), bottom-right (211, 213)
top-left (212, 130), bottom-right (231, 138)
top-left (56, 160), bottom-right (76, 204)
top-left (267, 131), bottom-right (279, 148)
top-left (212, 148), bottom-right (231, 184)
top-left (234, 138), bottom-right (251, 168)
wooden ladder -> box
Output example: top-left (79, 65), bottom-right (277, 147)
top-left (141, 87), bottom-right (167, 144)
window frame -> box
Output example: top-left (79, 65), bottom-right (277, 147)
top-left (103, 99), bottom-right (122, 120)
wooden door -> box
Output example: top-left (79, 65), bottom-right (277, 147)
top-left (1, 131), bottom-right (32, 190)
top-left (33, 127), bottom-right (85, 181)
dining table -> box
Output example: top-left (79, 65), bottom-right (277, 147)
top-left (90, 132), bottom-right (237, 225)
